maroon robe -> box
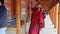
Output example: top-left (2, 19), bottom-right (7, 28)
top-left (29, 7), bottom-right (45, 34)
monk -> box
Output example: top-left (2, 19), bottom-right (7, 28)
top-left (29, 0), bottom-right (45, 34)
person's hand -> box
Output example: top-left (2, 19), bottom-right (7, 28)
top-left (37, 4), bottom-right (41, 8)
top-left (36, 4), bottom-right (41, 11)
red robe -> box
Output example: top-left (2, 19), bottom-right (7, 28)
top-left (29, 7), bottom-right (45, 34)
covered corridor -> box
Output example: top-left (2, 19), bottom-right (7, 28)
top-left (0, 0), bottom-right (60, 34)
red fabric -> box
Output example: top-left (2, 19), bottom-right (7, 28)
top-left (39, 8), bottom-right (45, 28)
top-left (29, 8), bottom-right (45, 34)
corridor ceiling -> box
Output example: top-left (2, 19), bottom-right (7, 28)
top-left (38, 0), bottom-right (59, 11)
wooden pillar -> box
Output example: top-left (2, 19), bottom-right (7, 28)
top-left (10, 0), bottom-right (14, 18)
top-left (8, 0), bottom-right (11, 19)
top-left (15, 0), bottom-right (21, 34)
top-left (48, 5), bottom-right (57, 28)
top-left (24, 19), bottom-right (26, 34)
top-left (58, 2), bottom-right (60, 34)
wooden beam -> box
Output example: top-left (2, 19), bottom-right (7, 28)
top-left (38, 0), bottom-right (58, 2)
top-left (15, 0), bottom-right (21, 34)
top-left (7, 28), bottom-right (16, 31)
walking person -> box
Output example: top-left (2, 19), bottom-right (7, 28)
top-left (0, 0), bottom-right (8, 34)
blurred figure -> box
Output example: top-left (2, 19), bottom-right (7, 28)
top-left (29, 0), bottom-right (45, 34)
top-left (0, 0), bottom-right (7, 34)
